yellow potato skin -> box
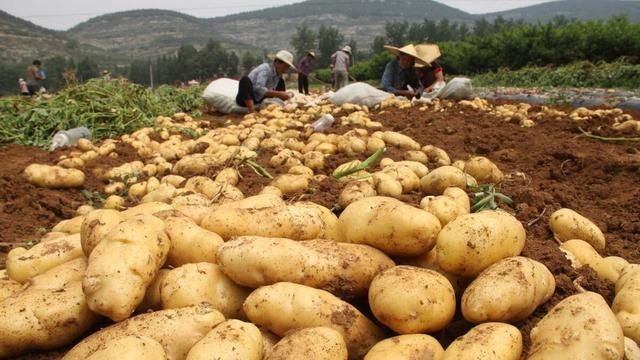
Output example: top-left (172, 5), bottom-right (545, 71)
top-left (560, 239), bottom-right (620, 283)
top-left (161, 262), bottom-right (250, 319)
top-left (464, 156), bottom-right (504, 184)
top-left (337, 197), bottom-right (441, 257)
top-left (217, 236), bottom-right (394, 298)
top-left (160, 214), bottom-right (224, 267)
top-left (136, 268), bottom-right (170, 313)
top-left (62, 305), bottom-right (225, 360)
top-left (243, 282), bottom-right (384, 360)
top-left (364, 334), bottom-right (444, 360)
top-left (549, 208), bottom-right (606, 251)
top-left (443, 323), bottom-right (522, 360)
top-left (436, 210), bottom-right (526, 278)
top-left (614, 265), bottom-right (640, 343)
top-left (85, 336), bottom-right (168, 360)
top-left (80, 209), bottom-right (124, 257)
top-left (369, 266), bottom-right (455, 334)
top-left (529, 292), bottom-right (624, 360)
top-left (267, 327), bottom-right (348, 360)
top-left (186, 320), bottom-right (263, 360)
top-left (462, 257), bottom-right (555, 323)
top-left (24, 164), bottom-right (85, 188)
top-left (83, 215), bottom-right (170, 322)
top-left (6, 233), bottom-right (83, 283)
top-left (0, 270), bottom-right (22, 302)
top-left (420, 166), bottom-right (467, 195)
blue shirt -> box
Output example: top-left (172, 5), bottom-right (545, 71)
top-left (380, 59), bottom-right (421, 93)
top-left (248, 62), bottom-right (281, 101)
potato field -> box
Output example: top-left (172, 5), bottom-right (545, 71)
top-left (1, 93), bottom-right (640, 359)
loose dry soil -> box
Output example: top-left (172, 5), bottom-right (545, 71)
top-left (2, 101), bottom-right (639, 359)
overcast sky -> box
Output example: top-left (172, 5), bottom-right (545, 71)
top-left (0, 0), bottom-right (557, 30)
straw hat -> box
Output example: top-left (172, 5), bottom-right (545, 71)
top-left (414, 44), bottom-right (441, 68)
top-left (384, 44), bottom-right (427, 66)
top-left (275, 50), bottom-right (297, 71)
top-left (306, 51), bottom-right (316, 58)
top-left (342, 46), bottom-right (352, 54)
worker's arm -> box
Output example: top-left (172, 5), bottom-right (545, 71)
top-left (264, 90), bottom-right (291, 101)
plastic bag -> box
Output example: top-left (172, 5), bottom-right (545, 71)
top-left (329, 82), bottom-right (391, 108)
top-left (202, 78), bottom-right (248, 114)
top-left (425, 77), bottom-right (473, 100)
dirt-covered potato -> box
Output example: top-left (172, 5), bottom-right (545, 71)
top-left (120, 201), bottom-right (173, 218)
top-left (422, 145), bottom-right (451, 167)
top-left (614, 265), bottom-right (640, 343)
top-left (560, 239), bottom-right (620, 283)
top-left (103, 195), bottom-right (126, 210)
top-left (83, 215), bottom-right (170, 322)
top-left (398, 248), bottom-right (468, 295)
top-left (549, 208), bottom-right (606, 251)
top-left (529, 292), bottom-right (624, 359)
top-left (0, 270), bottom-right (22, 302)
top-left (337, 197), bottom-right (441, 257)
top-left (364, 334), bottom-right (444, 360)
top-left (436, 210), bottom-right (526, 278)
top-left (443, 323), bottom-right (522, 360)
top-left (338, 181), bottom-right (377, 208)
top-left (215, 168), bottom-right (240, 185)
top-left (62, 304), bottom-right (225, 360)
top-left (24, 164), bottom-right (85, 188)
top-left (80, 209), bottom-right (125, 257)
top-left (267, 327), bottom-right (347, 360)
top-left (155, 212), bottom-right (223, 267)
top-left (161, 262), bottom-right (250, 319)
top-left (218, 237), bottom-right (394, 298)
top-left (244, 282), bottom-right (384, 360)
top-left (420, 166), bottom-right (468, 195)
top-left (85, 336), bottom-right (168, 360)
top-left (463, 156), bottom-right (504, 184)
top-left (202, 204), bottom-right (328, 241)
top-left (6, 233), bottom-right (83, 283)
top-left (420, 187), bottom-right (470, 226)
top-left (625, 337), bottom-right (640, 360)
top-left (0, 259), bottom-right (99, 359)
top-left (372, 172), bottom-right (403, 197)
top-left (462, 257), bottom-right (555, 323)
top-left (381, 131), bottom-right (420, 150)
top-left (51, 215), bottom-right (85, 234)
top-left (368, 266), bottom-right (455, 334)
top-left (137, 268), bottom-right (170, 313)
top-left (186, 320), bottom-right (263, 360)
top-left (270, 174), bottom-right (310, 195)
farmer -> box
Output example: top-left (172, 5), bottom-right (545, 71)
top-left (330, 45), bottom-right (351, 90)
top-left (18, 78), bottom-right (29, 96)
top-left (380, 44), bottom-right (425, 99)
top-left (414, 44), bottom-right (445, 94)
top-left (235, 50), bottom-right (296, 113)
top-left (297, 51), bottom-right (315, 95)
top-left (25, 60), bottom-right (44, 96)
top-left (102, 70), bottom-right (111, 80)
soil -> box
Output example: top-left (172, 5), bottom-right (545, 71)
top-left (2, 101), bottom-right (639, 359)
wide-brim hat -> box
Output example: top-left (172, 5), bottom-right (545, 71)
top-left (306, 51), bottom-right (316, 58)
top-left (384, 44), bottom-right (428, 66)
top-left (342, 46), bottom-right (352, 54)
top-left (274, 50), bottom-right (297, 71)
top-left (414, 44), bottom-right (441, 68)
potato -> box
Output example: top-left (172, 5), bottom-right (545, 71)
top-left (62, 304), bottom-right (225, 360)
top-left (260, 327), bottom-right (280, 358)
top-left (443, 323), bottom-right (522, 360)
top-left (303, 151), bottom-right (326, 171)
top-left (0, 259), bottom-right (99, 358)
top-left (398, 248), bottom-right (467, 295)
top-left (339, 181), bottom-right (377, 208)
top-left (79, 150), bottom-right (99, 163)
top-left (549, 208), bottom-right (606, 251)
top-left (218, 237), bottom-right (393, 298)
top-left (420, 187), bottom-right (470, 226)
top-left (436, 210), bottom-right (526, 278)
top-left (294, 201), bottom-right (339, 241)
top-left (137, 269), bottom-right (170, 313)
top-left (83, 215), bottom-right (170, 321)
top-left (158, 214), bottom-right (223, 267)
top-left (104, 182), bottom-right (125, 196)
top-left (57, 157), bottom-right (85, 169)
top-left (625, 337), bottom-right (640, 360)
top-left (381, 131), bottom-right (420, 150)
top-left (186, 320), bottom-right (262, 360)
top-left (76, 204), bottom-right (95, 216)
top-left (614, 265), bottom-right (640, 343)
top-left (52, 215), bottom-right (85, 234)
top-left (461, 257), bottom-right (555, 323)
top-left (364, 334), bottom-right (444, 360)
top-left (369, 266), bottom-right (455, 334)
top-left (141, 184), bottom-right (177, 203)
top-left (560, 239), bottom-right (620, 283)
top-left (184, 176), bottom-right (244, 203)
top-left (0, 270), bottom-right (23, 301)
top-left (529, 292), bottom-right (624, 359)
top-left (337, 197), bottom-right (441, 257)
top-left (380, 166), bottom-right (420, 192)
top-left (606, 256), bottom-right (630, 281)
top-left (161, 263), bottom-right (250, 319)
top-left (383, 160), bottom-right (429, 178)
top-left (120, 201), bottom-right (172, 217)
top-left (6, 233), bottom-right (83, 283)
top-left (85, 335), bottom-right (168, 360)
top-left (373, 172), bottom-right (403, 197)
top-left (420, 166), bottom-right (468, 195)
top-left (77, 138), bottom-right (95, 152)
top-left (161, 174), bottom-right (186, 187)
top-left (202, 204), bottom-right (327, 241)
top-left (271, 174), bottom-right (310, 195)
top-left (422, 145), bottom-right (451, 167)
top-left (268, 327), bottom-right (348, 360)
top-left (464, 156), bottom-right (504, 184)
top-left (80, 209), bottom-right (125, 257)
top-left (404, 150), bottom-right (428, 164)
top-left (24, 164), bottom-right (85, 188)
top-left (244, 282), bottom-right (384, 360)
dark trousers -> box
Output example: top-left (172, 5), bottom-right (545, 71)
top-left (27, 84), bottom-right (39, 96)
top-left (236, 76), bottom-right (286, 107)
top-left (298, 74), bottom-right (309, 94)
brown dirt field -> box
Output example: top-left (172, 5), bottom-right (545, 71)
top-left (2, 101), bottom-right (639, 359)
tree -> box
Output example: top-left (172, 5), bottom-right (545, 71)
top-left (385, 21), bottom-right (409, 46)
top-left (227, 51), bottom-right (239, 76)
top-left (128, 59), bottom-right (150, 86)
top-left (176, 44), bottom-right (199, 81)
top-left (290, 25), bottom-right (317, 58)
top-left (241, 52), bottom-right (257, 72)
top-left (371, 36), bottom-right (386, 54)
top-left (43, 56), bottom-right (68, 91)
top-left (317, 25), bottom-right (344, 67)
top-left (76, 57), bottom-right (99, 83)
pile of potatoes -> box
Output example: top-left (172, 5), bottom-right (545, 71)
top-left (9, 99), bottom-right (640, 360)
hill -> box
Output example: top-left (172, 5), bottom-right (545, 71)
top-left (484, 0), bottom-right (640, 23)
